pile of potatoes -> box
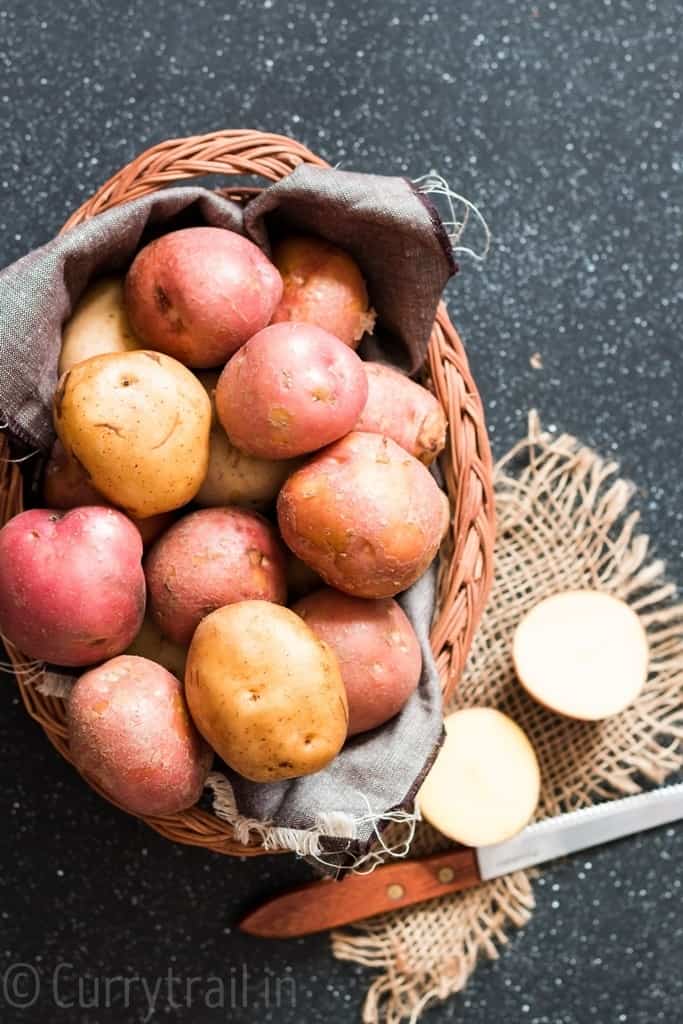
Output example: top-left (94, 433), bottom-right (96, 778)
top-left (0, 226), bottom-right (449, 815)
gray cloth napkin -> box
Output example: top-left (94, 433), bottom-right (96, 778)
top-left (0, 167), bottom-right (454, 861)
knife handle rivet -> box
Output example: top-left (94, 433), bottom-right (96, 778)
top-left (437, 867), bottom-right (455, 883)
top-left (387, 883), bottom-right (405, 900)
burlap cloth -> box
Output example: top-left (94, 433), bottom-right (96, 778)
top-left (333, 412), bottom-right (683, 1023)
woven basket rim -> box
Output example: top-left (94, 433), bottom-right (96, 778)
top-left (1, 129), bottom-right (496, 857)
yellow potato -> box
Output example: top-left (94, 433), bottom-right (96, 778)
top-left (196, 428), bottom-right (295, 508)
top-left (125, 614), bottom-right (188, 680)
top-left (59, 276), bottom-right (140, 375)
top-left (185, 600), bottom-right (349, 782)
top-left (53, 350), bottom-right (211, 518)
top-left (195, 372), bottom-right (295, 508)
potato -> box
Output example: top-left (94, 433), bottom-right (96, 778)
top-left (185, 601), bottom-right (348, 781)
top-left (133, 512), bottom-right (175, 548)
top-left (53, 350), bottom-right (211, 518)
top-left (271, 235), bottom-right (375, 349)
top-left (418, 708), bottom-right (540, 847)
top-left (356, 362), bottom-right (447, 465)
top-left (68, 655), bottom-right (213, 816)
top-left (124, 227), bottom-right (282, 368)
top-left (0, 507), bottom-right (145, 666)
top-left (125, 615), bottom-right (188, 680)
top-left (42, 439), bottom-right (174, 547)
top-left (285, 552), bottom-right (323, 601)
top-left (216, 322), bottom-right (368, 459)
top-left (197, 429), bottom-right (296, 508)
top-left (278, 432), bottom-right (450, 598)
top-left (59, 276), bottom-right (140, 376)
top-left (513, 590), bottom-right (649, 720)
top-left (195, 371), bottom-right (296, 508)
top-left (43, 438), bottom-right (103, 508)
top-left (294, 588), bottom-right (422, 735)
top-left (145, 507), bottom-right (287, 645)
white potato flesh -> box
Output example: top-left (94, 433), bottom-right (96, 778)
top-left (418, 707), bottom-right (540, 847)
top-left (513, 590), bottom-right (648, 721)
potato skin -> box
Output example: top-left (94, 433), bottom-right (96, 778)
top-left (271, 235), bottom-right (375, 349)
top-left (216, 322), bottom-right (368, 459)
top-left (195, 371), bottom-right (296, 508)
top-left (53, 350), bottom-right (211, 518)
top-left (185, 601), bottom-right (348, 782)
top-left (124, 227), bottom-right (283, 368)
top-left (42, 439), bottom-right (173, 547)
top-left (59, 276), bottom-right (140, 375)
top-left (43, 438), bottom-right (103, 508)
top-left (0, 507), bottom-right (145, 666)
top-left (294, 588), bottom-right (422, 735)
top-left (277, 432), bottom-right (450, 598)
top-left (68, 655), bottom-right (212, 816)
top-left (145, 508), bottom-right (287, 645)
top-left (125, 615), bottom-right (188, 680)
top-left (356, 362), bottom-right (447, 465)
top-left (197, 428), bottom-right (296, 508)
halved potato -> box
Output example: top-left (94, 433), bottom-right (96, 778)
top-left (513, 590), bottom-right (649, 720)
top-left (418, 708), bottom-right (540, 847)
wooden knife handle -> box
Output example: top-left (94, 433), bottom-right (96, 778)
top-left (240, 848), bottom-right (481, 938)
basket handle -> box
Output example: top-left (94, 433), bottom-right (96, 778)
top-left (62, 128), bottom-right (329, 232)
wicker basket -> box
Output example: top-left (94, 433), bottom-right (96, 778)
top-left (0, 129), bottom-right (495, 857)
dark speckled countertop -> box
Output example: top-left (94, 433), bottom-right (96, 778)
top-left (0, 1), bottom-right (682, 1022)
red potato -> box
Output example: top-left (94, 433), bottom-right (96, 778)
top-left (124, 227), bottom-right (282, 368)
top-left (271, 235), bottom-right (375, 349)
top-left (42, 439), bottom-right (173, 548)
top-left (43, 438), bottom-right (103, 507)
top-left (216, 322), bottom-right (368, 459)
top-left (0, 507), bottom-right (145, 666)
top-left (145, 507), bottom-right (287, 645)
top-left (356, 362), bottom-right (447, 465)
top-left (278, 432), bottom-right (450, 598)
top-left (68, 655), bottom-right (213, 816)
top-left (293, 588), bottom-right (422, 735)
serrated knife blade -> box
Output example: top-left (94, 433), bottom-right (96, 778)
top-left (476, 781), bottom-right (683, 879)
top-left (240, 782), bottom-right (683, 939)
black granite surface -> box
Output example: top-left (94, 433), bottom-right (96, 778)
top-left (1, 1), bottom-right (682, 1021)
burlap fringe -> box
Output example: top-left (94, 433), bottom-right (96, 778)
top-left (332, 412), bottom-right (683, 1023)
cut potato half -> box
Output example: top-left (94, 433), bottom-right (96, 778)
top-left (513, 590), bottom-right (648, 721)
top-left (418, 708), bottom-right (540, 847)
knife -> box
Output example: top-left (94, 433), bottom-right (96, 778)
top-left (240, 781), bottom-right (683, 938)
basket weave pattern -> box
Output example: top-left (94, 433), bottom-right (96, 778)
top-left (0, 130), bottom-right (495, 856)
